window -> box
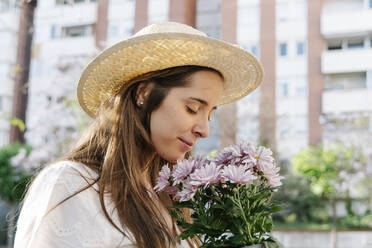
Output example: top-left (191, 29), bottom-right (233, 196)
top-left (295, 118), bottom-right (307, 136)
top-left (61, 24), bottom-right (93, 38)
top-left (347, 38), bottom-right (364, 49)
top-left (0, 96), bottom-right (3, 111)
top-left (297, 41), bottom-right (305, 55)
top-left (370, 0), bottom-right (372, 8)
top-left (278, 81), bottom-right (289, 97)
top-left (56, 0), bottom-right (96, 4)
top-left (295, 77), bottom-right (307, 97)
top-left (327, 40), bottom-right (342, 50)
top-left (240, 44), bottom-right (259, 57)
top-left (251, 45), bottom-right (258, 57)
top-left (279, 43), bottom-right (288, 56)
top-left (50, 25), bottom-right (56, 39)
top-left (279, 127), bottom-right (290, 138)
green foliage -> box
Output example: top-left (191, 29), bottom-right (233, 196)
top-left (292, 144), bottom-right (364, 199)
top-left (170, 183), bottom-right (281, 248)
top-left (338, 213), bottom-right (372, 230)
top-left (272, 173), bottom-right (329, 224)
top-left (0, 143), bottom-right (32, 203)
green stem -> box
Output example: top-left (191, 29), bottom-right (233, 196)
top-left (235, 187), bottom-right (254, 243)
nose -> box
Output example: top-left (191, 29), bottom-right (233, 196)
top-left (193, 116), bottom-right (210, 138)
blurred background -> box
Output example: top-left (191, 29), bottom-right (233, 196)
top-left (0, 0), bottom-right (372, 247)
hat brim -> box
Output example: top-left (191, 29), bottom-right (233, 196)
top-left (77, 32), bottom-right (264, 117)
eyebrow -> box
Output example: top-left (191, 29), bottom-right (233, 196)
top-left (189, 97), bottom-right (218, 110)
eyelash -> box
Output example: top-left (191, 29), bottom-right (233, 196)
top-left (186, 106), bottom-right (211, 121)
top-left (186, 106), bottom-right (197, 114)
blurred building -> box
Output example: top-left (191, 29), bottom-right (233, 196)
top-left (0, 0), bottom-right (371, 160)
top-left (0, 0), bottom-right (18, 146)
top-left (321, 0), bottom-right (372, 156)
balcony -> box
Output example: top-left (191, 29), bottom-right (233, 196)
top-left (321, 9), bottom-right (372, 38)
top-left (41, 36), bottom-right (95, 57)
top-left (36, 2), bottom-right (96, 26)
top-left (322, 88), bottom-right (372, 114)
top-left (321, 48), bottom-right (372, 74)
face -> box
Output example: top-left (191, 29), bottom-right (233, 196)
top-left (149, 70), bottom-right (224, 163)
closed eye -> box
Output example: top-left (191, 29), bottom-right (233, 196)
top-left (186, 106), bottom-right (197, 114)
top-left (186, 106), bottom-right (212, 121)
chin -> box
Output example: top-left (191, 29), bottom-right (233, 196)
top-left (162, 153), bottom-right (185, 164)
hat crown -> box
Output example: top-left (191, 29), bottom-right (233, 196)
top-left (133, 22), bottom-right (207, 37)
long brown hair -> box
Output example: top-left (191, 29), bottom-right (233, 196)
top-left (55, 65), bottom-right (223, 248)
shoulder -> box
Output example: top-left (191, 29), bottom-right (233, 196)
top-left (33, 160), bottom-right (99, 194)
top-left (20, 160), bottom-right (101, 219)
top-left (15, 161), bottom-right (132, 247)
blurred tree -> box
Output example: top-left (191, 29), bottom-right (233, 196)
top-left (10, 0), bottom-right (37, 144)
top-left (24, 55), bottom-right (90, 169)
top-left (6, 0), bottom-right (37, 246)
top-left (292, 144), bottom-right (366, 246)
top-left (0, 143), bottom-right (32, 247)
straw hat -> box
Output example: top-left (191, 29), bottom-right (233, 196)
top-left (77, 22), bottom-right (263, 117)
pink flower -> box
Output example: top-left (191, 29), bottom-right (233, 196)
top-left (222, 165), bottom-right (257, 184)
top-left (239, 142), bottom-right (258, 167)
top-left (154, 164), bottom-right (171, 192)
top-left (212, 145), bottom-right (242, 166)
top-left (172, 159), bottom-right (196, 185)
top-left (255, 146), bottom-right (274, 168)
top-left (177, 180), bottom-right (198, 202)
top-left (260, 163), bottom-right (283, 187)
top-left (189, 162), bottom-right (221, 187)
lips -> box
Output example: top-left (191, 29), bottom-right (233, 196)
top-left (178, 138), bottom-right (194, 147)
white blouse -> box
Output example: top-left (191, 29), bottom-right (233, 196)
top-left (14, 161), bottom-right (190, 248)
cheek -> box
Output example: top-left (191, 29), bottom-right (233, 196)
top-left (150, 106), bottom-right (192, 143)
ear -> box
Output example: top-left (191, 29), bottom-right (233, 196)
top-left (135, 82), bottom-right (154, 106)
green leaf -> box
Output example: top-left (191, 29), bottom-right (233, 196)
top-left (10, 117), bottom-right (25, 131)
top-left (270, 205), bottom-right (282, 213)
top-left (228, 234), bottom-right (245, 245)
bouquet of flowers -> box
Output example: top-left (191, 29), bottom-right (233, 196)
top-left (154, 141), bottom-right (283, 248)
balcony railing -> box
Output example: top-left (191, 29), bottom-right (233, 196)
top-left (322, 48), bottom-right (372, 74)
top-left (322, 88), bottom-right (372, 114)
top-left (321, 8), bottom-right (372, 38)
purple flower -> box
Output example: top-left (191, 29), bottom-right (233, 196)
top-left (172, 159), bottom-right (196, 185)
top-left (193, 156), bottom-right (209, 169)
top-left (238, 141), bottom-right (258, 167)
top-left (255, 146), bottom-right (274, 168)
top-left (260, 162), bottom-right (283, 187)
top-left (189, 162), bottom-right (221, 187)
top-left (154, 164), bottom-right (171, 192)
top-left (171, 157), bottom-right (207, 185)
top-left (211, 145), bottom-right (242, 166)
top-left (177, 180), bottom-right (198, 202)
top-left (222, 165), bottom-right (257, 184)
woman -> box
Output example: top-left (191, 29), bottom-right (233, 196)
top-left (14, 22), bottom-right (263, 248)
